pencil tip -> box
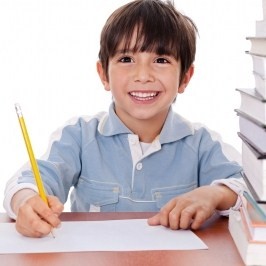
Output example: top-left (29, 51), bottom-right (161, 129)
top-left (51, 230), bottom-right (55, 238)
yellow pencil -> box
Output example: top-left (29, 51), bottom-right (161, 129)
top-left (15, 103), bottom-right (55, 237)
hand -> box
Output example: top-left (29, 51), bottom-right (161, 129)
top-left (148, 185), bottom-right (235, 230)
top-left (15, 194), bottom-right (64, 238)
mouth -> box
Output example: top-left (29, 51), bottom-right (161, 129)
top-left (129, 91), bottom-right (160, 101)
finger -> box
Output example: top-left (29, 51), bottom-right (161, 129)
top-left (168, 209), bottom-right (181, 230)
top-left (147, 213), bottom-right (161, 226)
top-left (16, 203), bottom-right (54, 237)
top-left (157, 199), bottom-right (179, 227)
top-left (148, 208), bottom-right (172, 227)
top-left (190, 210), bottom-right (210, 230)
top-left (28, 196), bottom-right (61, 229)
top-left (179, 206), bottom-right (196, 229)
top-left (16, 217), bottom-right (53, 237)
top-left (47, 195), bottom-right (64, 216)
top-left (168, 198), bottom-right (192, 230)
top-left (149, 199), bottom-right (180, 228)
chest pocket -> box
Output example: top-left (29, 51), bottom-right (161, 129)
top-left (152, 183), bottom-right (197, 209)
top-left (77, 178), bottom-right (120, 212)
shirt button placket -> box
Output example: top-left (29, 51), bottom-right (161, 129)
top-left (136, 162), bottom-right (143, 170)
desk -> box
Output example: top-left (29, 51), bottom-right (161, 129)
top-left (0, 212), bottom-right (243, 266)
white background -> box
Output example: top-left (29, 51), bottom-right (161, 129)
top-left (0, 0), bottom-right (262, 212)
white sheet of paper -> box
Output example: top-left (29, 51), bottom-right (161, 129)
top-left (0, 219), bottom-right (208, 253)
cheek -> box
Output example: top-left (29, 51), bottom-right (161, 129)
top-left (164, 76), bottom-right (180, 94)
top-left (109, 71), bottom-right (128, 89)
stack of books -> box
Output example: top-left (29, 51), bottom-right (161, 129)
top-left (230, 0), bottom-right (266, 265)
top-left (235, 0), bottom-right (266, 202)
top-left (249, 0), bottom-right (266, 101)
top-left (229, 194), bottom-right (266, 265)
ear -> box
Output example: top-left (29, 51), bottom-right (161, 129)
top-left (177, 64), bottom-right (194, 94)
top-left (97, 61), bottom-right (110, 91)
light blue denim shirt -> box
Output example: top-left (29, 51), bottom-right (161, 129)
top-left (6, 104), bottom-right (243, 214)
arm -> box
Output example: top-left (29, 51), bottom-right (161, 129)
top-left (4, 118), bottom-right (84, 236)
top-left (148, 184), bottom-right (237, 230)
top-left (149, 127), bottom-right (247, 230)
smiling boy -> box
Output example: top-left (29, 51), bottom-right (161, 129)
top-left (4, 0), bottom-right (246, 237)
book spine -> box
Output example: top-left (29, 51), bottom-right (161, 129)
top-left (256, 20), bottom-right (266, 37)
top-left (243, 191), bottom-right (266, 219)
top-left (263, 0), bottom-right (266, 20)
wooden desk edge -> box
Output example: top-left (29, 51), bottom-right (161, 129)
top-left (0, 212), bottom-right (244, 266)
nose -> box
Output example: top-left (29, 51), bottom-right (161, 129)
top-left (134, 62), bottom-right (155, 83)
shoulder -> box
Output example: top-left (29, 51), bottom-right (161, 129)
top-left (66, 111), bottom-right (108, 126)
top-left (190, 123), bottom-right (241, 164)
top-left (48, 111), bottom-right (108, 143)
top-left (59, 111), bottom-right (108, 132)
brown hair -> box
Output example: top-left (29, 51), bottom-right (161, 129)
top-left (98, 0), bottom-right (198, 82)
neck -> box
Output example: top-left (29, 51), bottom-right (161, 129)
top-left (133, 121), bottom-right (162, 143)
top-left (120, 113), bottom-right (168, 143)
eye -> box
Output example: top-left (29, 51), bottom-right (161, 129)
top-left (155, 57), bottom-right (170, 64)
top-left (119, 56), bottom-right (133, 63)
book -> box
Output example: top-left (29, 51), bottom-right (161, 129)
top-left (263, 0), bottom-right (266, 20)
top-left (246, 37), bottom-right (266, 56)
top-left (229, 209), bottom-right (266, 266)
top-left (241, 136), bottom-right (266, 201)
top-left (236, 109), bottom-right (266, 153)
top-left (248, 52), bottom-right (266, 79)
top-left (236, 88), bottom-right (266, 124)
top-left (256, 20), bottom-right (266, 37)
top-left (240, 207), bottom-right (266, 242)
top-left (240, 131), bottom-right (266, 158)
top-left (254, 71), bottom-right (266, 99)
top-left (243, 191), bottom-right (266, 220)
top-left (242, 172), bottom-right (266, 204)
top-left (239, 192), bottom-right (266, 242)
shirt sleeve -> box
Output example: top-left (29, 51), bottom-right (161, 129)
top-left (3, 174), bottom-right (38, 219)
top-left (4, 117), bottom-right (84, 219)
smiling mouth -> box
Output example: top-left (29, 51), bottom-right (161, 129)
top-left (129, 91), bottom-right (160, 101)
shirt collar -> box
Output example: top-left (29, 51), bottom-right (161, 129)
top-left (159, 107), bottom-right (194, 144)
top-left (99, 103), bottom-right (132, 136)
top-left (99, 103), bottom-right (194, 143)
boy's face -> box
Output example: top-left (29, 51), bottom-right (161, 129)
top-left (97, 31), bottom-right (194, 128)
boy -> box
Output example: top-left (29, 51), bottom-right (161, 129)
top-left (4, 0), bottom-right (246, 237)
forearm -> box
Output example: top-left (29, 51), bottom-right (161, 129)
top-left (211, 177), bottom-right (248, 214)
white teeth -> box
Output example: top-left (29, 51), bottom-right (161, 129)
top-left (130, 92), bottom-right (158, 98)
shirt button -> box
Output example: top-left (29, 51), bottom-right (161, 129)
top-left (136, 163), bottom-right (143, 170)
top-left (154, 192), bottom-right (161, 199)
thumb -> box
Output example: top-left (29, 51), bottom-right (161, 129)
top-left (47, 195), bottom-right (64, 215)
